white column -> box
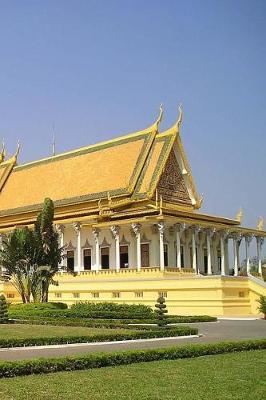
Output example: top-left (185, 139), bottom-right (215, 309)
top-left (256, 236), bottom-right (264, 276)
top-left (56, 224), bottom-right (65, 268)
top-left (220, 233), bottom-right (225, 276)
top-left (233, 236), bottom-right (238, 276)
top-left (245, 235), bottom-right (252, 275)
top-left (92, 228), bottom-right (100, 272)
top-left (158, 222), bottom-right (165, 271)
top-left (132, 223), bottom-right (141, 271)
top-left (175, 223), bottom-right (186, 269)
top-left (191, 230), bottom-right (197, 272)
top-left (73, 222), bottom-right (82, 272)
top-left (176, 228), bottom-right (181, 269)
top-left (111, 226), bottom-right (120, 272)
top-left (206, 229), bottom-right (214, 275)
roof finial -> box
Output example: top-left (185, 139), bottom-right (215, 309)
top-left (14, 140), bottom-right (20, 159)
top-left (257, 216), bottom-right (264, 231)
top-left (52, 135), bottom-right (56, 156)
top-left (176, 103), bottom-right (183, 132)
top-left (154, 103), bottom-right (163, 129)
top-left (0, 139), bottom-right (6, 163)
top-left (236, 207), bottom-right (243, 223)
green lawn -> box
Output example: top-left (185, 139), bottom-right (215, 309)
top-left (0, 350), bottom-right (265, 400)
top-left (0, 324), bottom-right (136, 339)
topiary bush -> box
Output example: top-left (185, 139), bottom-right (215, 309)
top-left (0, 294), bottom-right (8, 323)
top-left (155, 296), bottom-right (168, 327)
top-left (257, 295), bottom-right (266, 319)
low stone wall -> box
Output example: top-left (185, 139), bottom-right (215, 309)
top-left (2, 271), bottom-right (265, 316)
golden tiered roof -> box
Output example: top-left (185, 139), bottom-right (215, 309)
top-left (0, 106), bottom-right (265, 236)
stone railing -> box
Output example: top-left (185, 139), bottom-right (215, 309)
top-left (56, 266), bottom-right (197, 277)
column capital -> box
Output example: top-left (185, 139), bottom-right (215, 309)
top-left (131, 223), bottom-right (142, 236)
top-left (73, 222), bottom-right (81, 235)
top-left (256, 236), bottom-right (264, 246)
top-left (157, 222), bottom-right (165, 235)
top-left (110, 225), bottom-right (120, 240)
top-left (55, 224), bottom-right (65, 235)
top-left (230, 231), bottom-right (242, 242)
top-left (219, 230), bottom-right (230, 240)
top-left (92, 228), bottom-right (100, 241)
top-left (206, 227), bottom-right (216, 238)
top-left (175, 223), bottom-right (187, 234)
top-left (244, 234), bottom-right (254, 245)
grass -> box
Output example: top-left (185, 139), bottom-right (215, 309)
top-left (0, 350), bottom-right (264, 399)
top-left (0, 324), bottom-right (136, 339)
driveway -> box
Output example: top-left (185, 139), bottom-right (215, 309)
top-left (0, 320), bottom-right (265, 361)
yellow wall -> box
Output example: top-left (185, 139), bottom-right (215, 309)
top-left (2, 270), bottom-right (265, 316)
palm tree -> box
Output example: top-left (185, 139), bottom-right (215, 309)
top-left (0, 198), bottom-right (65, 303)
top-left (0, 228), bottom-right (40, 303)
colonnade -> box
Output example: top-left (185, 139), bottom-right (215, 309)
top-left (54, 221), bottom-right (265, 276)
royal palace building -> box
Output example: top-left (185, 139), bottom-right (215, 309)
top-left (0, 106), bottom-right (265, 315)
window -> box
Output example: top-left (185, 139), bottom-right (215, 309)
top-left (67, 250), bottom-right (75, 271)
top-left (158, 291), bottom-right (167, 298)
top-left (91, 292), bottom-right (99, 298)
top-left (54, 292), bottom-right (62, 299)
top-left (83, 248), bottom-right (92, 270)
top-left (181, 245), bottom-right (184, 268)
top-left (112, 292), bottom-right (121, 298)
top-left (204, 248), bottom-right (208, 274)
top-left (217, 250), bottom-right (221, 272)
top-left (164, 244), bottom-right (168, 267)
top-left (120, 245), bottom-right (129, 268)
top-left (73, 292), bottom-right (80, 299)
top-left (141, 243), bottom-right (150, 267)
top-left (6, 293), bottom-right (15, 299)
top-left (135, 291), bottom-right (143, 298)
top-left (101, 247), bottom-right (110, 269)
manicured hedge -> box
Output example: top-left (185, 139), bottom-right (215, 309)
top-left (9, 302), bottom-right (68, 312)
top-left (11, 315), bottom-right (216, 329)
top-left (9, 302), bottom-right (154, 320)
top-left (0, 339), bottom-right (265, 378)
top-left (70, 302), bottom-right (154, 319)
top-left (0, 326), bottom-right (198, 348)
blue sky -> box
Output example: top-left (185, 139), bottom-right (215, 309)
top-left (0, 0), bottom-right (265, 233)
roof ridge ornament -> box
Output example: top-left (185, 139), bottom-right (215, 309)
top-left (0, 139), bottom-right (6, 163)
top-left (236, 207), bottom-right (243, 223)
top-left (176, 103), bottom-right (183, 132)
top-left (257, 216), bottom-right (264, 231)
top-left (150, 104), bottom-right (163, 132)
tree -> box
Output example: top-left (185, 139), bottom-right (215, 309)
top-left (0, 198), bottom-right (64, 303)
top-left (257, 295), bottom-right (266, 319)
top-left (0, 294), bottom-right (8, 323)
top-left (34, 198), bottom-right (63, 302)
top-left (155, 295), bottom-right (168, 327)
top-left (0, 227), bottom-right (39, 303)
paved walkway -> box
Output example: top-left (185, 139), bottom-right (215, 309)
top-left (0, 320), bottom-right (265, 361)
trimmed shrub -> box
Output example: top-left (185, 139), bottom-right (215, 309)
top-left (9, 302), bottom-right (68, 311)
top-left (155, 296), bottom-right (168, 327)
top-left (0, 339), bottom-right (265, 378)
top-left (0, 326), bottom-right (197, 348)
top-left (70, 302), bottom-right (154, 319)
top-left (0, 295), bottom-right (8, 323)
top-left (9, 315), bottom-right (217, 328)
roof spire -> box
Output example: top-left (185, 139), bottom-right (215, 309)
top-left (150, 104), bottom-right (163, 132)
top-left (176, 103), bottom-right (183, 132)
top-left (257, 216), bottom-right (264, 231)
top-left (0, 139), bottom-right (6, 163)
top-left (52, 135), bottom-right (56, 156)
top-left (11, 140), bottom-right (20, 164)
top-left (236, 207), bottom-right (243, 223)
